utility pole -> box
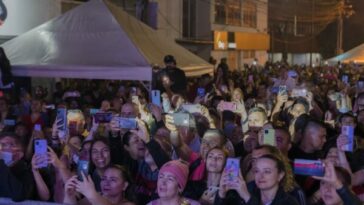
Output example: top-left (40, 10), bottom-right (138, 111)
top-left (310, 0), bottom-right (314, 66)
top-left (336, 0), bottom-right (354, 55)
top-left (336, 14), bottom-right (343, 55)
top-left (336, 0), bottom-right (344, 55)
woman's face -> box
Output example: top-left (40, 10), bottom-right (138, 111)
top-left (100, 100), bottom-right (111, 112)
top-left (69, 136), bottom-right (82, 150)
top-left (290, 103), bottom-right (306, 118)
top-left (326, 147), bottom-right (339, 166)
top-left (320, 180), bottom-right (342, 205)
top-left (206, 149), bottom-right (226, 173)
top-left (125, 134), bottom-right (145, 160)
top-left (157, 171), bottom-right (180, 199)
top-left (232, 90), bottom-right (242, 101)
top-left (254, 158), bottom-right (284, 191)
top-left (248, 112), bottom-right (266, 129)
top-left (101, 168), bottom-right (128, 197)
top-left (91, 141), bottom-right (111, 170)
top-left (200, 133), bottom-right (223, 160)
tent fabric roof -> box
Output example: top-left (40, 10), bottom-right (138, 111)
top-left (103, 0), bottom-right (214, 77)
top-left (327, 44), bottom-right (364, 64)
top-left (1, 0), bottom-right (213, 80)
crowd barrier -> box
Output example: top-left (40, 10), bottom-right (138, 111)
top-left (0, 198), bottom-right (63, 205)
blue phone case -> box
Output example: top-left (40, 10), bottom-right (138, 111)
top-left (3, 119), bottom-right (15, 126)
top-left (34, 139), bottom-right (48, 168)
top-left (57, 108), bottom-right (67, 131)
top-left (77, 160), bottom-right (89, 181)
top-left (118, 117), bottom-right (137, 129)
top-left (197, 88), bottom-right (205, 97)
top-left (341, 126), bottom-right (354, 152)
top-left (152, 90), bottom-right (161, 106)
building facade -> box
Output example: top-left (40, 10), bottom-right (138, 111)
top-left (63, 0), bottom-right (270, 70)
top-left (146, 0), bottom-right (269, 70)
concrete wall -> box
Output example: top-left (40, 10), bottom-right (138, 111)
top-left (156, 0), bottom-right (183, 40)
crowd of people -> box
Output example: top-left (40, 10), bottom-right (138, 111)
top-left (0, 55), bottom-right (364, 205)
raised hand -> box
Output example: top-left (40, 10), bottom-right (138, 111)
top-left (47, 146), bottom-right (64, 169)
top-left (75, 172), bottom-right (97, 200)
top-left (64, 176), bottom-right (78, 199)
top-left (312, 161), bottom-right (343, 189)
top-left (31, 154), bottom-right (44, 171)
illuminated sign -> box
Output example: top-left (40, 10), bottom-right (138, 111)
top-left (214, 31), bottom-right (228, 50)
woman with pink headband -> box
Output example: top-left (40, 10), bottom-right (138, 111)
top-left (148, 160), bottom-right (200, 205)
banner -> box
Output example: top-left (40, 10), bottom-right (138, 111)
top-left (0, 0), bottom-right (61, 36)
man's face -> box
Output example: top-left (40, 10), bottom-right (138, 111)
top-left (275, 129), bottom-right (292, 154)
top-left (0, 136), bottom-right (24, 166)
top-left (121, 103), bottom-right (137, 118)
top-left (339, 116), bottom-right (356, 129)
top-left (306, 126), bottom-right (327, 151)
top-left (357, 97), bottom-right (364, 111)
top-left (358, 111), bottom-right (364, 126)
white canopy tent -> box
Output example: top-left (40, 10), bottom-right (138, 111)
top-left (1, 0), bottom-right (213, 81)
top-left (327, 43), bottom-right (364, 65)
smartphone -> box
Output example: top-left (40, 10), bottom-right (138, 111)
top-left (172, 113), bottom-right (190, 127)
top-left (89, 108), bottom-right (100, 115)
top-left (278, 85), bottom-right (287, 95)
top-left (3, 119), bottom-right (15, 126)
top-left (291, 88), bottom-right (307, 97)
top-left (45, 104), bottom-right (55, 110)
top-left (197, 88), bottom-right (206, 97)
top-left (118, 117), bottom-right (137, 129)
top-left (341, 126), bottom-right (354, 152)
top-left (263, 129), bottom-right (276, 146)
top-left (77, 160), bottom-right (89, 181)
top-left (221, 101), bottom-right (237, 111)
top-left (225, 158), bottom-right (240, 181)
top-left (34, 139), bottom-right (48, 168)
top-left (94, 112), bottom-right (113, 123)
top-left (151, 90), bottom-right (161, 106)
top-left (341, 75), bottom-right (349, 84)
top-left (132, 95), bottom-right (139, 104)
top-left (34, 124), bottom-right (42, 131)
top-left (182, 104), bottom-right (201, 114)
top-left (56, 108), bottom-right (67, 131)
top-left (293, 159), bottom-right (324, 177)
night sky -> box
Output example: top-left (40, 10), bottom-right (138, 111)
top-left (343, 0), bottom-right (364, 51)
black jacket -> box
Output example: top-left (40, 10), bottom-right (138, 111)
top-left (214, 186), bottom-right (299, 205)
top-left (0, 159), bottom-right (34, 201)
top-left (247, 181), bottom-right (307, 205)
